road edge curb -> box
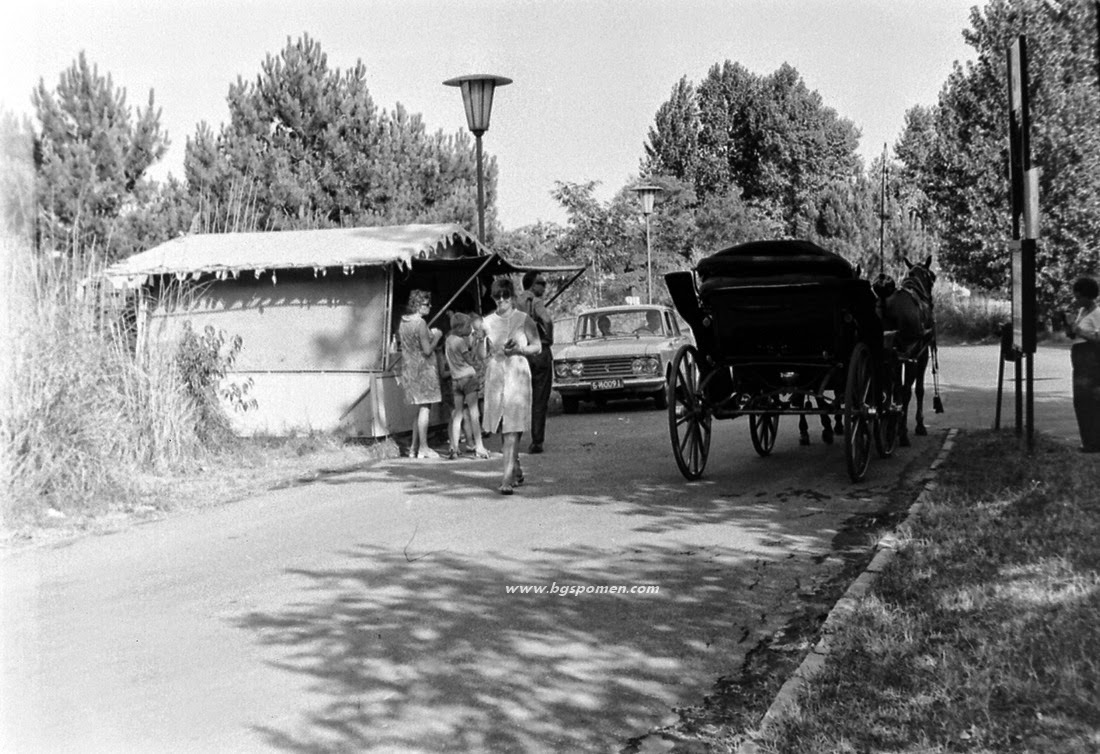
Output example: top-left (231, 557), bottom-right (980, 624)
top-left (734, 427), bottom-right (959, 754)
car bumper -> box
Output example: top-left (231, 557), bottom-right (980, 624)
top-left (554, 376), bottom-right (666, 399)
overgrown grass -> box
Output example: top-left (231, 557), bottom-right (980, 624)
top-left (1, 237), bottom-right (211, 524)
top-left (757, 431), bottom-right (1100, 753)
top-left (1, 237), bottom-right (393, 536)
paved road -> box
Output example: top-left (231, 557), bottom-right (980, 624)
top-left (0, 344), bottom-right (1077, 753)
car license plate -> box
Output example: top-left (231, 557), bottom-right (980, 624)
top-left (591, 378), bottom-right (623, 391)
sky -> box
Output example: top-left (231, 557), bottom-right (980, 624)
top-left (1, 0), bottom-right (978, 230)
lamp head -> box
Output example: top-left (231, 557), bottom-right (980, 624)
top-left (443, 74), bottom-right (512, 136)
top-left (632, 184), bottom-right (662, 215)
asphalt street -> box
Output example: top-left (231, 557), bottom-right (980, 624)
top-left (0, 344), bottom-right (1079, 753)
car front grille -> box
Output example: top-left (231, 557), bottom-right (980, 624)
top-left (577, 357), bottom-right (635, 379)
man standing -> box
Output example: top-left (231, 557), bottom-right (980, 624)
top-left (515, 271), bottom-right (554, 453)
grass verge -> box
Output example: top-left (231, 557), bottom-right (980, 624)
top-left (1, 434), bottom-right (399, 549)
top-left (757, 430), bottom-right (1100, 753)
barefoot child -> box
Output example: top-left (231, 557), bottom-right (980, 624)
top-left (445, 312), bottom-right (489, 459)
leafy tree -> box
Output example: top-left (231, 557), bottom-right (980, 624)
top-left (32, 52), bottom-right (169, 259)
top-left (644, 77), bottom-right (700, 187)
top-left (643, 61), bottom-right (862, 234)
top-left (186, 34), bottom-right (490, 235)
top-left (898, 0), bottom-right (1100, 308)
top-left (551, 181), bottom-right (633, 307)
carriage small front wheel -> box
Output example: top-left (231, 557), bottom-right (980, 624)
top-left (844, 342), bottom-right (875, 481)
top-left (668, 344), bottom-right (712, 480)
top-left (749, 412), bottom-right (779, 457)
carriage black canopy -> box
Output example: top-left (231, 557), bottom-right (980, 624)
top-left (696, 239), bottom-right (857, 284)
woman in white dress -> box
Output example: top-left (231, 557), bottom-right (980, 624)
top-left (481, 277), bottom-right (542, 493)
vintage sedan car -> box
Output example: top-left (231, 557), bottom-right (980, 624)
top-left (553, 304), bottom-right (693, 413)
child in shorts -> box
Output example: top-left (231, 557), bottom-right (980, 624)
top-left (445, 312), bottom-right (489, 459)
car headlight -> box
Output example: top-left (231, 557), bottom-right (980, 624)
top-left (554, 362), bottom-right (570, 378)
top-left (633, 357), bottom-right (661, 375)
top-left (646, 356), bottom-right (661, 375)
top-left (570, 362), bottom-right (584, 377)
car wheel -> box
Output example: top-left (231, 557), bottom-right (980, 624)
top-left (562, 396), bottom-right (580, 414)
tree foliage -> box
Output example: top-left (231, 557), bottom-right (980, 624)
top-left (897, 0), bottom-right (1100, 307)
top-left (644, 61), bottom-right (862, 234)
top-left (32, 52), bottom-right (169, 259)
top-left (185, 34), bottom-right (491, 235)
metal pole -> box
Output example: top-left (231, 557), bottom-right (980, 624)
top-left (1025, 352), bottom-right (1035, 453)
top-left (645, 213), bottom-right (653, 304)
top-left (878, 143), bottom-right (887, 276)
top-left (475, 133), bottom-right (485, 243)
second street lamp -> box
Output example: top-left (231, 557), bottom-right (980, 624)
top-left (443, 74), bottom-right (512, 243)
top-left (632, 185), bottom-right (662, 304)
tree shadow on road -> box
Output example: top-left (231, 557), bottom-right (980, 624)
top-left (236, 539), bottom-right (810, 752)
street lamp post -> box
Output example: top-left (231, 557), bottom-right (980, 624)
top-left (443, 74), bottom-right (512, 243)
top-left (632, 185), bottom-right (662, 304)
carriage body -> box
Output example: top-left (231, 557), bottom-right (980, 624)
top-left (664, 240), bottom-right (899, 482)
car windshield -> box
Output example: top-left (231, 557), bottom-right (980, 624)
top-left (577, 310), bottom-right (665, 340)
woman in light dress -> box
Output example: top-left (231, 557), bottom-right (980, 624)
top-left (398, 289), bottom-right (443, 458)
top-left (481, 278), bottom-right (541, 493)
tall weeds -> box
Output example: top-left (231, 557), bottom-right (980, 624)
top-left (1, 237), bottom-right (211, 525)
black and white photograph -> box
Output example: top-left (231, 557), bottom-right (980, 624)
top-left (2, 1), bottom-right (1099, 751)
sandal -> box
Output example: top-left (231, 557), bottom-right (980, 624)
top-left (416, 448), bottom-right (440, 460)
top-left (498, 484), bottom-right (514, 495)
top-left (446, 447), bottom-right (458, 460)
top-left (514, 467), bottom-right (524, 486)
top-left (473, 448), bottom-right (490, 459)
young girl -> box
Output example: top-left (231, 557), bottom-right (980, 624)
top-left (444, 311), bottom-right (489, 459)
top-left (398, 290), bottom-right (443, 459)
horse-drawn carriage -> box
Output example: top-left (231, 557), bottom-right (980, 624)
top-left (664, 240), bottom-right (929, 482)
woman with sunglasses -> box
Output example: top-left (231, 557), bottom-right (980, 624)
top-left (481, 277), bottom-right (542, 494)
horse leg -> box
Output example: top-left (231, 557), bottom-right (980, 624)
top-left (819, 397), bottom-right (834, 444)
top-left (798, 413), bottom-right (811, 445)
top-left (898, 372), bottom-right (914, 447)
top-left (914, 351), bottom-right (929, 436)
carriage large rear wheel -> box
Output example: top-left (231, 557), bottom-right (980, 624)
top-left (668, 344), bottom-right (712, 480)
top-left (844, 342), bottom-right (875, 481)
top-left (749, 411), bottom-right (779, 457)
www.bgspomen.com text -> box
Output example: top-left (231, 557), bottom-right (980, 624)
top-left (505, 583), bottom-right (660, 596)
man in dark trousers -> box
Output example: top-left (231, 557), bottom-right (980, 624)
top-left (515, 271), bottom-right (554, 453)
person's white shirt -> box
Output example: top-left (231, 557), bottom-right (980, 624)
top-left (1073, 305), bottom-right (1100, 341)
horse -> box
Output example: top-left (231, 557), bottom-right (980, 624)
top-left (877, 255), bottom-right (939, 446)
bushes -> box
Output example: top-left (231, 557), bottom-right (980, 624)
top-left (933, 283), bottom-right (1010, 344)
top-left (1, 238), bottom-right (244, 524)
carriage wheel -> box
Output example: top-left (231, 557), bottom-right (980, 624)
top-left (874, 402), bottom-right (900, 458)
top-left (844, 342), bottom-right (875, 482)
top-left (749, 412), bottom-right (779, 457)
top-left (668, 345), bottom-right (712, 480)
top-left (874, 362), bottom-right (901, 458)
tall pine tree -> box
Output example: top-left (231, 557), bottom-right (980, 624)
top-left (185, 34), bottom-right (490, 235)
top-left (33, 52), bottom-right (169, 259)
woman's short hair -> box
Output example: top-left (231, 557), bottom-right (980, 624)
top-left (1073, 277), bottom-right (1099, 301)
top-left (491, 277), bottom-right (515, 300)
top-left (405, 289), bottom-right (431, 313)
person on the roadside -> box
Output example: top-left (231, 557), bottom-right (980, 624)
top-left (514, 271), bottom-right (554, 454)
top-left (398, 289), bottom-right (443, 459)
top-left (482, 277), bottom-right (541, 494)
top-left (1064, 276), bottom-right (1100, 453)
top-left (444, 311), bottom-right (489, 460)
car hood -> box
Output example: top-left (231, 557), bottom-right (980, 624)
top-left (554, 338), bottom-right (675, 360)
